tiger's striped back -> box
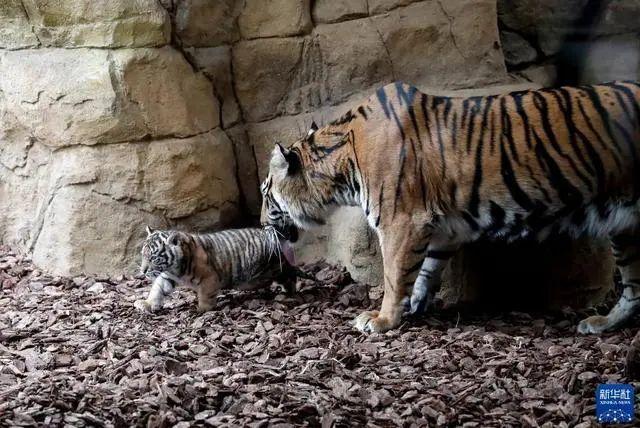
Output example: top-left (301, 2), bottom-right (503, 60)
top-left (194, 227), bottom-right (284, 286)
top-left (141, 227), bottom-right (285, 287)
top-left (364, 81), bottom-right (640, 242)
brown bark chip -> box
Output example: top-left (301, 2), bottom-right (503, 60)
top-left (0, 246), bottom-right (638, 426)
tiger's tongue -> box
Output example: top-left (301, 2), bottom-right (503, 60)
top-left (280, 239), bottom-right (296, 266)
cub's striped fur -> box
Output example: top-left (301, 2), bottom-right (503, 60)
top-left (261, 81), bottom-right (640, 334)
top-left (135, 226), bottom-right (297, 312)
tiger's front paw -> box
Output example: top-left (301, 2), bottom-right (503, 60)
top-left (577, 315), bottom-right (609, 334)
top-left (353, 310), bottom-right (399, 333)
top-left (197, 301), bottom-right (216, 313)
top-left (134, 299), bottom-right (161, 313)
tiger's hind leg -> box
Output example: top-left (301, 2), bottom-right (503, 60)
top-left (410, 236), bottom-right (460, 315)
top-left (578, 231), bottom-right (640, 334)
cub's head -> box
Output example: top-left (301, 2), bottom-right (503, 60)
top-left (140, 226), bottom-right (187, 279)
top-left (260, 122), bottom-right (357, 236)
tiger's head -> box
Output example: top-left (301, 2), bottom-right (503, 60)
top-left (260, 121), bottom-right (359, 236)
top-left (140, 226), bottom-right (188, 279)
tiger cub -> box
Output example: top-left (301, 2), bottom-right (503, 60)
top-left (134, 226), bottom-right (299, 313)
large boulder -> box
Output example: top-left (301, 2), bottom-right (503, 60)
top-left (368, 0), bottom-right (421, 15)
top-left (0, 0), bottom-right (40, 49)
top-left (0, 46), bottom-right (237, 276)
top-left (370, 0), bottom-right (507, 89)
top-left (238, 0), bottom-right (312, 39)
top-left (21, 0), bottom-right (170, 48)
top-left (312, 0), bottom-right (368, 24)
top-left (233, 0), bottom-right (508, 124)
top-left (443, 238), bottom-right (613, 310)
top-left (28, 130), bottom-right (238, 276)
top-left (111, 48), bottom-right (219, 138)
top-left (0, 47), bottom-right (218, 149)
top-left (581, 34), bottom-right (640, 83)
top-left (295, 208), bottom-right (383, 287)
top-left (498, 0), bottom-right (640, 56)
top-left (232, 37), bottom-right (307, 122)
top-left (501, 30), bottom-right (538, 67)
top-left (174, 0), bottom-right (241, 47)
top-left (187, 46), bottom-right (242, 128)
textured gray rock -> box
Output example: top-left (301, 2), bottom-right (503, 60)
top-left (238, 0), bottom-right (312, 39)
top-left (111, 47), bottom-right (220, 138)
top-left (314, 19), bottom-right (392, 104)
top-left (368, 0), bottom-right (421, 15)
top-left (312, 0), bottom-right (368, 24)
top-left (234, 0), bottom-right (508, 124)
top-left (0, 48), bottom-right (125, 148)
top-left (581, 34), bottom-right (640, 83)
top-left (232, 37), bottom-right (306, 122)
top-left (498, 0), bottom-right (640, 85)
top-left (21, 0), bottom-right (170, 48)
top-left (370, 0), bottom-right (507, 89)
top-left (187, 46), bottom-right (242, 128)
top-left (498, 0), bottom-right (640, 56)
top-left (225, 125), bottom-right (262, 218)
top-left (29, 130), bottom-right (239, 276)
top-left (517, 64), bottom-right (558, 87)
top-left (175, 0), bottom-right (241, 47)
top-left (0, 43), bottom-right (234, 276)
top-left (0, 48), bottom-right (219, 148)
top-left (294, 209), bottom-right (378, 284)
top-left (0, 0), bottom-right (40, 49)
top-left (501, 30), bottom-right (537, 66)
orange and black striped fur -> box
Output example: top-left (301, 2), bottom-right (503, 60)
top-left (134, 226), bottom-right (297, 313)
top-left (261, 81), bottom-right (640, 334)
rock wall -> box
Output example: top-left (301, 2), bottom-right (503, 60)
top-left (0, 1), bottom-right (239, 275)
top-left (0, 0), bottom-right (635, 306)
top-left (498, 0), bottom-right (640, 85)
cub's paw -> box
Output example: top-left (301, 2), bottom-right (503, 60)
top-left (134, 299), bottom-right (161, 313)
top-left (577, 315), bottom-right (609, 334)
top-left (353, 310), bottom-right (399, 333)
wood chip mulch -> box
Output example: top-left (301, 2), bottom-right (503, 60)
top-left (1, 245), bottom-right (639, 427)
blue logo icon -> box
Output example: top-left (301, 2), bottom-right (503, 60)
top-left (596, 384), bottom-right (634, 424)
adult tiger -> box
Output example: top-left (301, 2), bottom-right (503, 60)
top-left (261, 81), bottom-right (640, 334)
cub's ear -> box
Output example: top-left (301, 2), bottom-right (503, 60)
top-left (166, 232), bottom-right (183, 246)
top-left (270, 143), bottom-right (301, 175)
top-left (145, 225), bottom-right (155, 236)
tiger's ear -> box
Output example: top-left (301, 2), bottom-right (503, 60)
top-left (308, 121), bottom-right (318, 136)
top-left (166, 232), bottom-right (183, 246)
top-left (271, 143), bottom-right (301, 175)
top-left (145, 225), bottom-right (154, 236)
